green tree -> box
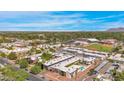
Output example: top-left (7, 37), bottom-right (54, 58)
top-left (110, 69), bottom-right (124, 81)
top-left (30, 47), bottom-right (36, 54)
top-left (93, 77), bottom-right (100, 81)
top-left (30, 65), bottom-right (41, 74)
top-left (49, 48), bottom-right (55, 52)
top-left (108, 59), bottom-right (114, 63)
top-left (19, 59), bottom-right (28, 69)
top-left (0, 65), bottom-right (29, 81)
top-left (15, 69), bottom-right (29, 81)
top-left (0, 52), bottom-right (6, 58)
top-left (36, 49), bottom-right (41, 54)
top-left (7, 52), bottom-right (17, 60)
top-left (121, 50), bottom-right (124, 54)
top-left (36, 62), bottom-right (44, 70)
top-left (0, 65), bottom-right (16, 80)
top-left (41, 52), bottom-right (52, 61)
top-left (7, 46), bottom-right (13, 50)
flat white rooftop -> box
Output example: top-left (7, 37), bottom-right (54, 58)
top-left (83, 52), bottom-right (106, 58)
top-left (87, 38), bottom-right (99, 42)
top-left (83, 48), bottom-right (108, 55)
top-left (83, 57), bottom-right (96, 62)
top-left (44, 54), bottom-right (74, 66)
top-left (50, 56), bottom-right (82, 73)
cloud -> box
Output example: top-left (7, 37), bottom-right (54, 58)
top-left (86, 20), bottom-right (124, 31)
top-left (0, 12), bottom-right (99, 31)
top-left (94, 14), bottom-right (124, 20)
top-left (0, 11), bottom-right (124, 31)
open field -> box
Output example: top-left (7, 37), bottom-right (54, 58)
top-left (85, 44), bottom-right (113, 52)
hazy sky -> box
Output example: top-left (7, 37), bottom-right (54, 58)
top-left (0, 11), bottom-right (124, 31)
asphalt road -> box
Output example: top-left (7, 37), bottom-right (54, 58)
top-left (0, 58), bottom-right (46, 81)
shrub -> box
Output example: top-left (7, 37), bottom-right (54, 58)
top-left (7, 52), bottom-right (17, 60)
top-left (19, 59), bottom-right (28, 69)
top-left (30, 65), bottom-right (41, 74)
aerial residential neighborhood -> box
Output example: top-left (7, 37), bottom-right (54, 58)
top-left (0, 32), bottom-right (124, 81)
top-left (0, 11), bottom-right (124, 81)
top-left (1, 2), bottom-right (124, 93)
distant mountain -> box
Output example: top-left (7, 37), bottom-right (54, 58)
top-left (107, 27), bottom-right (124, 32)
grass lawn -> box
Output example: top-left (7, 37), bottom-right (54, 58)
top-left (85, 44), bottom-right (113, 52)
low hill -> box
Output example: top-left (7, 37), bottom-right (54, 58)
top-left (107, 27), bottom-right (124, 32)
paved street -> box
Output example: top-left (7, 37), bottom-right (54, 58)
top-left (0, 58), bottom-right (46, 81)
